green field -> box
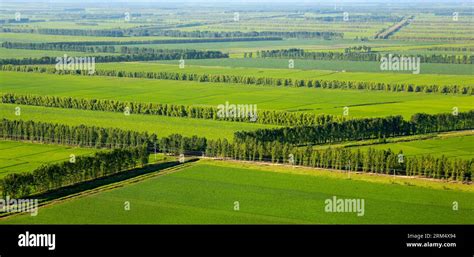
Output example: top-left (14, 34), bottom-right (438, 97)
top-left (187, 15), bottom-right (389, 39)
top-left (2, 160), bottom-right (473, 224)
top-left (0, 0), bottom-right (473, 228)
top-left (1, 71), bottom-right (472, 118)
top-left (114, 39), bottom-right (414, 54)
top-left (1, 32), bottom-right (455, 54)
top-left (0, 140), bottom-right (96, 178)
top-left (351, 134), bottom-right (474, 159)
top-left (393, 14), bottom-right (474, 41)
top-left (154, 58), bottom-right (474, 75)
top-left (2, 21), bottom-right (146, 30)
top-left (96, 62), bottom-right (474, 86)
top-left (0, 32), bottom-right (181, 43)
top-left (0, 47), bottom-right (120, 59)
top-left (0, 104), bottom-right (275, 140)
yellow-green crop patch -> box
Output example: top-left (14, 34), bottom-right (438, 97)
top-left (0, 140), bottom-right (96, 178)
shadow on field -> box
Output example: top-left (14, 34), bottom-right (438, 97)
top-left (32, 158), bottom-right (199, 203)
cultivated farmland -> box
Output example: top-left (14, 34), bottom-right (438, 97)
top-left (1, 72), bottom-right (472, 119)
top-left (0, 0), bottom-right (472, 227)
top-left (0, 140), bottom-right (96, 177)
top-left (3, 160), bottom-right (473, 224)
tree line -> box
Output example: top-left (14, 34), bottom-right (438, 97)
top-left (375, 16), bottom-right (412, 39)
top-left (0, 93), bottom-right (339, 127)
top-left (118, 46), bottom-right (225, 56)
top-left (254, 48), bottom-right (379, 61)
top-left (0, 26), bottom-right (343, 39)
top-left (253, 48), bottom-right (474, 64)
top-left (2, 64), bottom-right (472, 95)
top-left (1, 27), bottom-right (125, 37)
top-left (427, 47), bottom-right (474, 52)
top-left (0, 49), bottom-right (228, 65)
top-left (1, 42), bottom-right (117, 53)
top-left (344, 46), bottom-right (372, 53)
top-left (1, 146), bottom-right (149, 198)
top-left (0, 118), bottom-right (207, 154)
top-left (234, 111), bottom-right (474, 145)
top-left (391, 36), bottom-right (474, 42)
top-left (35, 37), bottom-right (283, 46)
top-left (2, 117), bottom-right (471, 188)
top-left (308, 14), bottom-right (402, 23)
top-left (204, 139), bottom-right (472, 182)
top-left (123, 29), bottom-right (344, 39)
top-left (1, 42), bottom-right (231, 58)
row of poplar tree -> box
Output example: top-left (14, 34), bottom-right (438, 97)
top-left (124, 29), bottom-right (344, 39)
top-left (23, 37), bottom-right (282, 46)
top-left (0, 51), bottom-right (228, 66)
top-left (253, 48), bottom-right (473, 64)
top-left (0, 118), bottom-right (207, 153)
top-left (1, 114), bottom-right (472, 195)
top-left (204, 138), bottom-right (473, 182)
top-left (0, 27), bottom-right (125, 37)
top-left (0, 27), bottom-right (342, 39)
top-left (234, 111), bottom-right (474, 145)
top-left (2, 42), bottom-right (116, 53)
top-left (1, 64), bottom-right (471, 95)
top-left (1, 93), bottom-right (338, 127)
top-left (4, 116), bottom-right (471, 183)
top-left (1, 42), bottom-right (228, 58)
top-left (0, 118), bottom-right (210, 197)
top-left (1, 147), bottom-right (149, 198)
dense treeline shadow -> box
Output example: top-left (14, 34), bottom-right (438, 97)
top-left (32, 159), bottom-right (198, 203)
